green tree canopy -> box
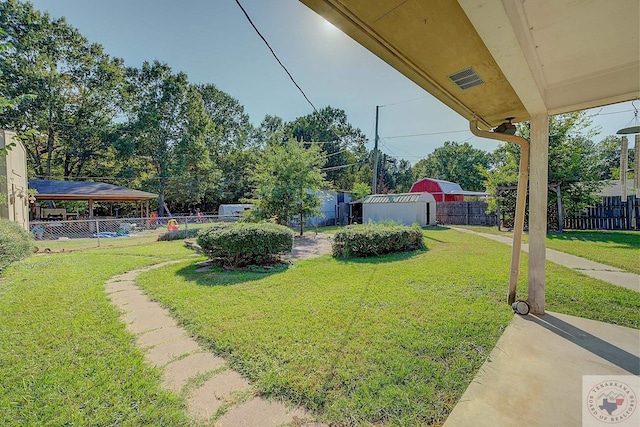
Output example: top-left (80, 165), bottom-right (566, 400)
top-left (483, 111), bottom-right (604, 217)
top-left (124, 61), bottom-right (219, 215)
top-left (249, 140), bottom-right (327, 234)
top-left (286, 106), bottom-right (369, 190)
top-left (412, 141), bottom-right (491, 191)
top-left (0, 0), bottom-right (125, 179)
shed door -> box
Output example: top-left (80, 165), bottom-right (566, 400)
top-left (426, 202), bottom-right (430, 225)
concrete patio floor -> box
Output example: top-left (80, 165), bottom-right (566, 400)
top-left (444, 311), bottom-right (639, 426)
top-left (445, 228), bottom-right (639, 426)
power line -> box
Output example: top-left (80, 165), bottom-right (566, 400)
top-left (321, 161), bottom-right (363, 172)
top-left (382, 129), bottom-right (469, 140)
top-left (379, 95), bottom-right (431, 108)
top-left (234, 0), bottom-right (317, 114)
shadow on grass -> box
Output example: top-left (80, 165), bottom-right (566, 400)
top-left (547, 230), bottom-right (640, 249)
top-left (174, 260), bottom-right (287, 287)
top-left (422, 225), bottom-right (451, 243)
top-left (334, 248), bottom-right (427, 265)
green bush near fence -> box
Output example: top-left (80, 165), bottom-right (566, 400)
top-left (197, 222), bottom-right (293, 267)
top-left (332, 222), bottom-right (425, 258)
top-left (157, 228), bottom-right (201, 241)
top-left (0, 218), bottom-right (32, 272)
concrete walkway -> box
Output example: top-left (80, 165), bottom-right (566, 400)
top-left (105, 262), bottom-right (325, 427)
top-left (453, 228), bottom-right (640, 292)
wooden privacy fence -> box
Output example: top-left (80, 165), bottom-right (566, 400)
top-left (564, 196), bottom-right (640, 230)
top-left (436, 201), bottom-right (497, 226)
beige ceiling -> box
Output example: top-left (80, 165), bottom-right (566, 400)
top-left (300, 0), bottom-right (640, 129)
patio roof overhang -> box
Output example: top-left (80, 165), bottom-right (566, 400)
top-left (299, 0), bottom-right (639, 129)
top-left (299, 0), bottom-right (640, 314)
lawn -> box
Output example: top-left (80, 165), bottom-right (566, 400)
top-left (135, 227), bottom-right (640, 426)
top-left (0, 242), bottom-right (197, 426)
top-left (454, 226), bottom-right (640, 274)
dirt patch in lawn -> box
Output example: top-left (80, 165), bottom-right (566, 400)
top-left (286, 232), bottom-right (333, 261)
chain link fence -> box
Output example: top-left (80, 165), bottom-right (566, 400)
top-left (29, 215), bottom-right (238, 249)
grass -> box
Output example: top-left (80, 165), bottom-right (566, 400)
top-left (0, 241), bottom-right (196, 426)
top-left (545, 230), bottom-right (640, 275)
top-left (454, 226), bottom-right (640, 274)
top-left (135, 227), bottom-right (640, 426)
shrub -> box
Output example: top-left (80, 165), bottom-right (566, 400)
top-left (157, 228), bottom-right (201, 241)
top-left (197, 222), bottom-right (294, 267)
top-left (332, 223), bottom-right (425, 258)
top-left (0, 218), bottom-right (32, 271)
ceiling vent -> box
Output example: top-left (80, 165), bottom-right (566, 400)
top-left (448, 67), bottom-right (484, 90)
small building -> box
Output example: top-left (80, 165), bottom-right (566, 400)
top-left (306, 190), bottom-right (351, 227)
top-left (28, 179), bottom-right (158, 219)
top-left (410, 178), bottom-right (487, 202)
top-left (361, 192), bottom-right (436, 226)
top-left (0, 130), bottom-right (29, 230)
top-left (218, 203), bottom-right (255, 216)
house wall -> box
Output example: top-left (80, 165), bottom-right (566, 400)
top-left (0, 130), bottom-right (29, 230)
top-left (363, 201), bottom-right (435, 226)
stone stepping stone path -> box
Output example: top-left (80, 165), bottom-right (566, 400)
top-left (105, 261), bottom-right (326, 427)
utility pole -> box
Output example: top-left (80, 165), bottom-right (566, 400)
top-left (379, 153), bottom-right (387, 193)
top-left (372, 105), bottom-right (380, 194)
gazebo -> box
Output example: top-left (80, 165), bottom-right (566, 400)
top-left (28, 179), bottom-right (158, 219)
top-left (299, 0), bottom-right (639, 314)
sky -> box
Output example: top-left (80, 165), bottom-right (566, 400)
top-left (29, 0), bottom-right (638, 164)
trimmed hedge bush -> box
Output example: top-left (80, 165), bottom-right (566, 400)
top-left (332, 223), bottom-right (425, 258)
top-left (197, 222), bottom-right (294, 267)
top-left (157, 228), bottom-right (201, 241)
top-left (0, 218), bottom-right (32, 272)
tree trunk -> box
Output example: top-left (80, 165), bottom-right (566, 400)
top-left (299, 212), bottom-right (303, 236)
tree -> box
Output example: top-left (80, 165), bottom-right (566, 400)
top-left (484, 111), bottom-right (604, 220)
top-left (198, 83), bottom-right (258, 206)
top-left (124, 61), bottom-right (219, 215)
top-left (521, 111), bottom-right (602, 215)
top-left (412, 141), bottom-right (491, 191)
top-left (249, 140), bottom-right (327, 234)
top-left (0, 0), bottom-right (124, 179)
top-left (165, 85), bottom-right (220, 208)
top-left (596, 135), bottom-right (636, 180)
top-left (286, 106), bottom-right (369, 190)
top-left (351, 182), bottom-right (370, 200)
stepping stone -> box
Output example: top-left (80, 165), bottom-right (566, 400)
top-left (109, 288), bottom-right (147, 302)
top-left (188, 370), bottom-right (252, 421)
top-left (138, 325), bottom-right (186, 347)
top-left (215, 396), bottom-right (309, 427)
top-left (104, 281), bottom-right (136, 293)
top-left (125, 309), bottom-right (178, 334)
top-left (122, 306), bottom-right (172, 325)
top-left (163, 352), bottom-right (226, 391)
top-left (111, 292), bottom-right (160, 311)
top-left (145, 337), bottom-right (201, 367)
top-left (117, 271), bottom-right (140, 281)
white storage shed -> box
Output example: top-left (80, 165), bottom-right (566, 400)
top-left (362, 193), bottom-right (436, 226)
top-left (218, 203), bottom-right (255, 216)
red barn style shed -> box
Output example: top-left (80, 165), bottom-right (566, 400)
top-left (410, 178), bottom-right (486, 202)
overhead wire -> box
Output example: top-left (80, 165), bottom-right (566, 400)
top-left (233, 0), bottom-right (318, 114)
